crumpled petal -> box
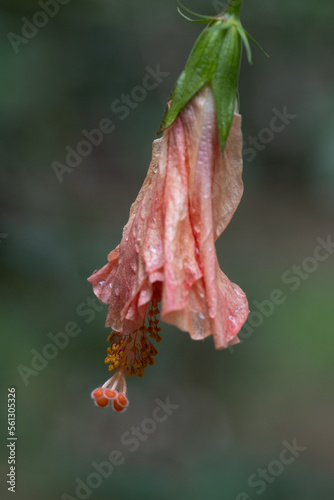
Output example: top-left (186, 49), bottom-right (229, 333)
top-left (88, 86), bottom-right (249, 349)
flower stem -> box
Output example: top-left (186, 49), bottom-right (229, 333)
top-left (226, 0), bottom-right (242, 17)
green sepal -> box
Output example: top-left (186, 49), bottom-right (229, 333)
top-left (245, 30), bottom-right (269, 58)
top-left (176, 1), bottom-right (218, 23)
top-left (237, 24), bottom-right (252, 64)
top-left (158, 0), bottom-right (268, 155)
top-left (176, 8), bottom-right (216, 24)
top-left (157, 24), bottom-right (225, 134)
top-left (211, 26), bottom-right (241, 152)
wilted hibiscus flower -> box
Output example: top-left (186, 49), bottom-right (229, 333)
top-left (88, 0), bottom-right (266, 411)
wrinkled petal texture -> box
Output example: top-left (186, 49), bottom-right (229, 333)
top-left (88, 86), bottom-right (249, 349)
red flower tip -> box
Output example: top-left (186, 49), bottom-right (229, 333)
top-left (91, 388), bottom-right (104, 400)
top-left (91, 368), bottom-right (130, 411)
top-left (112, 393), bottom-right (129, 413)
top-left (91, 387), bottom-right (120, 408)
top-left (104, 389), bottom-right (118, 400)
top-left (91, 388), bottom-right (109, 408)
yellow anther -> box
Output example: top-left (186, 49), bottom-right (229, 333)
top-left (105, 301), bottom-right (161, 378)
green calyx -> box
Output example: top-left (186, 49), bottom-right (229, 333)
top-left (158, 0), bottom-right (268, 154)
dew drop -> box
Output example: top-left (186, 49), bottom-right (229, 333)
top-left (149, 245), bottom-right (157, 255)
top-left (209, 306), bottom-right (216, 319)
top-left (234, 286), bottom-right (244, 297)
top-left (194, 222), bottom-right (201, 234)
top-left (140, 205), bottom-right (148, 220)
top-left (139, 289), bottom-right (149, 302)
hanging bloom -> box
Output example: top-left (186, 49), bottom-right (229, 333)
top-left (88, 0), bottom-right (267, 411)
top-left (88, 85), bottom-right (248, 410)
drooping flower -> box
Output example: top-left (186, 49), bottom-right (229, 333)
top-left (88, 86), bottom-right (249, 410)
top-left (88, 0), bottom-right (267, 410)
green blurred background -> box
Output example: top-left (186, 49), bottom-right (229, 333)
top-left (1, 0), bottom-right (334, 499)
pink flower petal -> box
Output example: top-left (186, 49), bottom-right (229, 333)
top-left (88, 86), bottom-right (249, 348)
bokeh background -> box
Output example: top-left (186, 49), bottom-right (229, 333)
top-left (1, 0), bottom-right (334, 499)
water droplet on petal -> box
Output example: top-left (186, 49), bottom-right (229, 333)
top-left (149, 245), bottom-right (157, 254)
top-left (140, 205), bottom-right (148, 220)
top-left (194, 222), bottom-right (201, 234)
top-left (139, 289), bottom-right (149, 302)
top-left (228, 315), bottom-right (238, 333)
top-left (209, 306), bottom-right (216, 318)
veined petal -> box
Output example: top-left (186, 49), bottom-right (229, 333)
top-left (88, 86), bottom-right (248, 348)
top-left (89, 139), bottom-right (165, 333)
top-left (161, 86), bottom-right (248, 347)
